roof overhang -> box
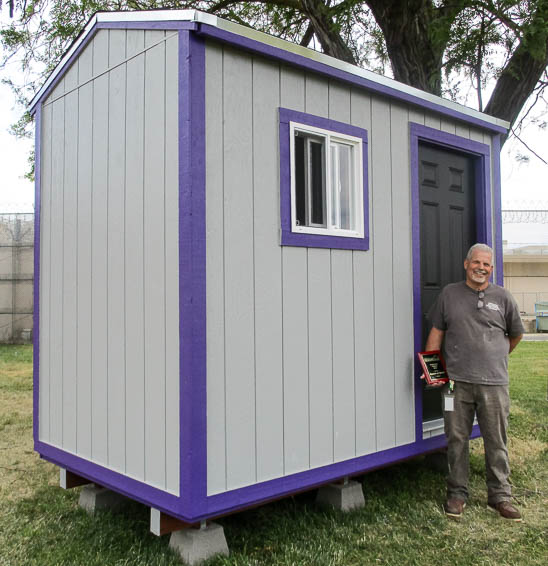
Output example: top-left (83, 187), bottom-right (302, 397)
top-left (28, 9), bottom-right (510, 134)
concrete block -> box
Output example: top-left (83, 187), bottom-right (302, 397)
top-left (78, 484), bottom-right (126, 514)
top-left (316, 480), bottom-right (365, 512)
top-left (169, 523), bottom-right (229, 565)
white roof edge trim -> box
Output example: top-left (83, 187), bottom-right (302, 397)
top-left (28, 9), bottom-right (510, 131)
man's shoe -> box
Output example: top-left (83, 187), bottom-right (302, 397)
top-left (488, 501), bottom-right (522, 522)
top-left (444, 497), bottom-right (466, 518)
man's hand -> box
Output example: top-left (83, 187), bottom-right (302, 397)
top-left (509, 334), bottom-right (523, 354)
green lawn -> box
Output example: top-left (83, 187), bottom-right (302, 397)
top-left (0, 343), bottom-right (546, 566)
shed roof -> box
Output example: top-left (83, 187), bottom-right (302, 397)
top-left (29, 9), bottom-right (509, 134)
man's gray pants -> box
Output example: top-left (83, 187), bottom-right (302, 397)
top-left (442, 381), bottom-right (511, 505)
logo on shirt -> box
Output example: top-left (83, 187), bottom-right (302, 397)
top-left (486, 302), bottom-right (500, 311)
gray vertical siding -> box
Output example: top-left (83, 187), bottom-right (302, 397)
top-left (205, 43), bottom-right (496, 495)
top-left (38, 29), bottom-right (180, 494)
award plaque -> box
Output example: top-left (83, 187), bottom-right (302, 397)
top-left (418, 350), bottom-right (449, 385)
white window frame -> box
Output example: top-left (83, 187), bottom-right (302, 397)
top-left (290, 121), bottom-right (364, 238)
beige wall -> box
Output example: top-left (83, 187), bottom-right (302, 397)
top-left (0, 215), bottom-right (34, 343)
top-left (504, 260), bottom-right (548, 314)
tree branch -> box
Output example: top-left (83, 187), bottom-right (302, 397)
top-left (484, 1), bottom-right (548, 140)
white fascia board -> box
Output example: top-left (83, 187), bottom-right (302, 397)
top-left (28, 9), bottom-right (510, 132)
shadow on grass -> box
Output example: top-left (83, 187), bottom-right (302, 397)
top-left (1, 486), bottom-right (181, 566)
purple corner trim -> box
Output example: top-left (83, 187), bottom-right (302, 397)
top-left (410, 123), bottom-right (493, 435)
top-left (36, 441), bottom-right (182, 517)
top-left (178, 30), bottom-right (207, 518)
top-left (33, 104), bottom-right (42, 445)
top-left (279, 107), bottom-right (369, 251)
top-left (196, 24), bottom-right (507, 135)
top-left (492, 135), bottom-right (504, 286)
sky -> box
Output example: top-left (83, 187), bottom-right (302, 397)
top-left (1, 11), bottom-right (547, 245)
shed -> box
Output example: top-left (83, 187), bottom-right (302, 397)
top-left (30, 8), bottom-right (508, 533)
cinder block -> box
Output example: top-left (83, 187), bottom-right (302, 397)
top-left (169, 523), bottom-right (229, 565)
top-left (78, 484), bottom-right (126, 514)
top-left (316, 480), bottom-right (365, 512)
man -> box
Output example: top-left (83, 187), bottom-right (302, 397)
top-left (425, 243), bottom-right (524, 521)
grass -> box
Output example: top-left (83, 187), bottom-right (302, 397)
top-left (0, 342), bottom-right (546, 566)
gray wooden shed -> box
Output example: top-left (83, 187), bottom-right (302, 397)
top-left (29, 9), bottom-right (508, 528)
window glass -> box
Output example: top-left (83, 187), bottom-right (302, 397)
top-left (292, 124), bottom-right (361, 237)
top-left (294, 135), bottom-right (306, 226)
top-left (337, 142), bottom-right (353, 231)
top-left (309, 139), bottom-right (325, 226)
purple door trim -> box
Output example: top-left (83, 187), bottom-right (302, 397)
top-left (492, 134), bottom-right (504, 285)
top-left (410, 123), bottom-right (494, 440)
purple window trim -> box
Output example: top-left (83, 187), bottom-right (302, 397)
top-left (410, 123), bottom-right (493, 439)
top-left (178, 30), bottom-right (207, 519)
top-left (196, 24), bottom-right (506, 136)
top-left (33, 103), bottom-right (42, 444)
top-left (492, 135), bottom-right (504, 286)
top-left (279, 107), bottom-right (369, 251)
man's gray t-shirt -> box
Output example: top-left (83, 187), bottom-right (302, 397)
top-left (428, 282), bottom-right (524, 385)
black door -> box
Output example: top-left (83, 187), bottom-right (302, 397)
top-left (419, 142), bottom-right (476, 421)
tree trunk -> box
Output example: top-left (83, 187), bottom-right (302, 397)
top-left (366, 0), bottom-right (452, 96)
top-left (300, 0), bottom-right (357, 64)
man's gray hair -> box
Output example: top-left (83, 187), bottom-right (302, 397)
top-left (466, 243), bottom-right (494, 262)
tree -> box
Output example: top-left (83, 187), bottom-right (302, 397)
top-left (1, 0), bottom-right (547, 146)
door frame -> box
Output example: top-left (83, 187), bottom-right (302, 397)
top-left (409, 123), bottom-right (499, 439)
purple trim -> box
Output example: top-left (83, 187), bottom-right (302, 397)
top-left (96, 21), bottom-right (197, 31)
top-left (36, 441), bottom-right (181, 516)
top-left (178, 31), bottom-right (207, 518)
top-left (196, 24), bottom-right (507, 135)
top-left (33, 104), bottom-right (42, 444)
top-left (279, 108), bottom-right (369, 251)
top-left (30, 21), bottom-right (197, 115)
top-left (492, 135), bottom-right (504, 286)
top-left (203, 434), bottom-right (452, 517)
top-left (410, 123), bottom-right (493, 436)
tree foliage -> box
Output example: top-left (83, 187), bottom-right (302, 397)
top-left (1, 0), bottom-right (547, 145)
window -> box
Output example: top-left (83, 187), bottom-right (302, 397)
top-left (280, 108), bottom-right (369, 251)
top-left (292, 123), bottom-right (363, 237)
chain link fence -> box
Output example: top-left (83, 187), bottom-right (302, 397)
top-left (0, 213), bottom-right (34, 343)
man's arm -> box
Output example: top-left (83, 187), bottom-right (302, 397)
top-left (425, 326), bottom-right (445, 351)
top-left (509, 334), bottom-right (523, 354)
